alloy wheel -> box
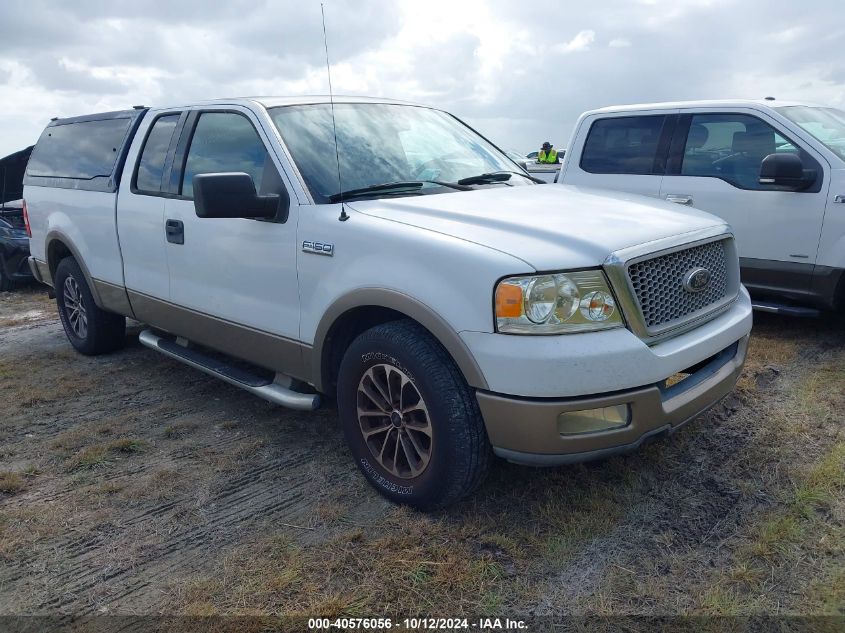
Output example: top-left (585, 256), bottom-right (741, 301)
top-left (356, 364), bottom-right (433, 479)
top-left (63, 276), bottom-right (88, 339)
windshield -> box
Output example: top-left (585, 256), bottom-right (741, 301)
top-left (269, 103), bottom-right (528, 202)
top-left (776, 105), bottom-right (845, 161)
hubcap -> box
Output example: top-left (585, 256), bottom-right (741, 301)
top-left (356, 364), bottom-right (433, 479)
top-left (63, 276), bottom-right (88, 339)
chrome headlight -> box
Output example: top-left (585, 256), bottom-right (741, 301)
top-left (495, 270), bottom-right (623, 334)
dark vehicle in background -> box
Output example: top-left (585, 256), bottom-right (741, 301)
top-left (0, 204), bottom-right (32, 291)
top-left (1, 146), bottom-right (34, 291)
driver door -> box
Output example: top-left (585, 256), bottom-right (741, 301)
top-left (161, 106), bottom-right (303, 371)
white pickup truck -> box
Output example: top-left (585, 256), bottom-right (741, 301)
top-left (23, 97), bottom-right (752, 509)
top-left (556, 99), bottom-right (845, 316)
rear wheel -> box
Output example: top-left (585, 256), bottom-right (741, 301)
top-left (54, 257), bottom-right (126, 355)
top-left (337, 319), bottom-right (491, 510)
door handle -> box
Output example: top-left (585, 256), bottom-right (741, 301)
top-left (165, 219), bottom-right (184, 245)
top-left (666, 194), bottom-right (694, 206)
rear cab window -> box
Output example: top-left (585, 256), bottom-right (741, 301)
top-left (580, 115), bottom-right (669, 175)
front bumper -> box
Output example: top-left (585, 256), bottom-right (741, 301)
top-left (478, 334), bottom-right (748, 466)
top-left (461, 287), bottom-right (753, 398)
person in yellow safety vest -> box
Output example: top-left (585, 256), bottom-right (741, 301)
top-left (538, 141), bottom-right (559, 164)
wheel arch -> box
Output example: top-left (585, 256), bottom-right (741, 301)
top-left (45, 231), bottom-right (104, 308)
top-left (311, 289), bottom-right (489, 394)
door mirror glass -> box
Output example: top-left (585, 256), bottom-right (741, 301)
top-left (759, 153), bottom-right (815, 190)
top-left (193, 172), bottom-right (285, 219)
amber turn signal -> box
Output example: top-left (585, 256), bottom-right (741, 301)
top-left (495, 282), bottom-right (523, 318)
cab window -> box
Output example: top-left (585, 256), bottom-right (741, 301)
top-left (580, 115), bottom-right (667, 175)
top-left (181, 112), bottom-right (273, 199)
top-left (135, 114), bottom-right (180, 193)
top-left (680, 113), bottom-right (813, 190)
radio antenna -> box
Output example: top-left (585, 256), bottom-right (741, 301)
top-left (321, 3), bottom-right (348, 220)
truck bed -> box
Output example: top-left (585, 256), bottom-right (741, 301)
top-left (0, 207), bottom-right (24, 230)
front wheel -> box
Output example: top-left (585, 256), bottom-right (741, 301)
top-left (54, 257), bottom-right (126, 355)
top-left (337, 320), bottom-right (491, 510)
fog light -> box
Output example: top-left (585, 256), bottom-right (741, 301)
top-left (557, 405), bottom-right (630, 435)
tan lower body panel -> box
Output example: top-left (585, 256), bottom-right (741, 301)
top-left (127, 290), bottom-right (311, 384)
top-left (479, 335), bottom-right (749, 464)
top-left (93, 279), bottom-right (135, 318)
top-left (30, 257), bottom-right (133, 319)
top-left (28, 257), bottom-right (51, 286)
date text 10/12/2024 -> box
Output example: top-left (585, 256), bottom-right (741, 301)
top-left (308, 617), bottom-right (528, 630)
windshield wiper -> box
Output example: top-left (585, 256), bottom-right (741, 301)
top-left (328, 180), bottom-right (470, 203)
top-left (457, 170), bottom-right (544, 185)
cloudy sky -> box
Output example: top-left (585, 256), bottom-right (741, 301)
top-left (1, 0), bottom-right (843, 158)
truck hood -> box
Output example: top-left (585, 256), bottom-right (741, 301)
top-left (346, 184), bottom-right (728, 271)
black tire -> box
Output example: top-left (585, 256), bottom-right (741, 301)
top-left (0, 255), bottom-right (12, 292)
top-left (54, 257), bottom-right (126, 355)
top-left (337, 319), bottom-right (491, 510)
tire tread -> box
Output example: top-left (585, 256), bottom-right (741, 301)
top-left (55, 257), bottom-right (125, 355)
top-left (340, 319), bottom-right (491, 510)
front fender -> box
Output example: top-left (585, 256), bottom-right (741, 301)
top-left (310, 287), bottom-right (490, 393)
top-left (296, 205), bottom-right (538, 392)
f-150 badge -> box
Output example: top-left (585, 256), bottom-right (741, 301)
top-left (302, 241), bottom-right (334, 256)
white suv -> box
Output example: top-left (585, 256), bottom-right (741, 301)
top-left (558, 99), bottom-right (845, 316)
top-left (23, 97), bottom-right (752, 508)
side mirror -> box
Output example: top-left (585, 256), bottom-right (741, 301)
top-left (759, 153), bottom-right (815, 191)
top-left (193, 172), bottom-right (287, 220)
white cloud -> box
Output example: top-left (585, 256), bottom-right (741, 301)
top-left (767, 26), bottom-right (806, 44)
top-left (552, 30), bottom-right (596, 54)
top-left (608, 38), bottom-right (632, 48)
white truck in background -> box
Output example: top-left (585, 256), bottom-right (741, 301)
top-left (556, 100), bottom-right (845, 316)
top-left (23, 96), bottom-right (751, 509)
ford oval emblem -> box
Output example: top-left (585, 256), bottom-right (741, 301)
top-left (683, 267), bottom-right (711, 293)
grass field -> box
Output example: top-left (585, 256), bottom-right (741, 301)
top-left (0, 286), bottom-right (843, 623)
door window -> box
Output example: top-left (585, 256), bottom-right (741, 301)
top-left (181, 112), bottom-right (271, 199)
top-left (134, 114), bottom-right (180, 193)
top-left (580, 115), bottom-right (667, 175)
top-left (680, 113), bottom-right (813, 190)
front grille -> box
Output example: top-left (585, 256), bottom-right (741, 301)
top-left (627, 239), bottom-right (731, 331)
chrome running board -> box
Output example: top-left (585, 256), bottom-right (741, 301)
top-left (138, 329), bottom-right (320, 411)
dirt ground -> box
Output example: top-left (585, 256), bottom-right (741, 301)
top-left (1, 285), bottom-right (843, 622)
